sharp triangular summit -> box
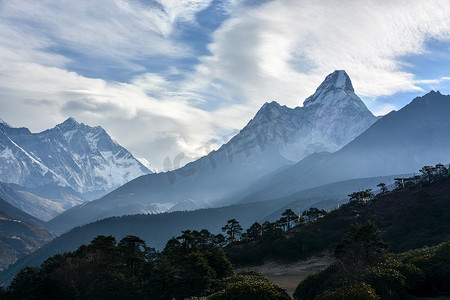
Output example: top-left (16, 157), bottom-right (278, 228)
top-left (303, 70), bottom-right (357, 107)
top-left (60, 117), bottom-right (79, 126)
top-left (320, 70), bottom-right (354, 92)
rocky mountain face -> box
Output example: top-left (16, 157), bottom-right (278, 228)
top-left (47, 70), bottom-right (378, 233)
top-left (241, 70), bottom-right (377, 161)
top-left (0, 118), bottom-right (152, 203)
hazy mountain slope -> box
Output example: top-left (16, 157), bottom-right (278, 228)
top-left (0, 195), bottom-right (44, 227)
top-left (0, 198), bottom-right (54, 271)
top-left (0, 182), bottom-right (69, 221)
top-left (0, 118), bottom-right (151, 200)
top-left (239, 90), bottom-right (450, 201)
top-left (5, 182), bottom-right (85, 209)
top-left (46, 156), bottom-right (290, 234)
top-left (47, 70), bottom-right (377, 233)
top-left (227, 151), bottom-right (333, 205)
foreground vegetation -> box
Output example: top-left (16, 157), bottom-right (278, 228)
top-left (294, 223), bottom-right (450, 299)
top-left (0, 231), bottom-right (290, 299)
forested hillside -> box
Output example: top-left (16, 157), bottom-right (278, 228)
top-left (294, 225), bottom-right (450, 299)
top-left (226, 164), bottom-right (450, 265)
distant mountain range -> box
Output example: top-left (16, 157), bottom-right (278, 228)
top-left (0, 118), bottom-right (152, 218)
top-left (47, 70), bottom-right (378, 233)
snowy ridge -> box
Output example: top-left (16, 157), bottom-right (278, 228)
top-left (0, 118), bottom-right (152, 198)
top-left (0, 119), bottom-right (11, 128)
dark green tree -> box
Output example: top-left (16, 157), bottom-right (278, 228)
top-left (420, 166), bottom-right (435, 183)
top-left (435, 163), bottom-right (448, 178)
top-left (7, 267), bottom-right (39, 300)
top-left (275, 216), bottom-right (289, 231)
top-left (262, 221), bottom-right (284, 241)
top-left (348, 189), bottom-right (374, 202)
top-left (162, 237), bottom-right (182, 258)
top-left (176, 252), bottom-right (216, 298)
top-left (5, 232), bottom-right (236, 300)
top-left (314, 282), bottom-right (380, 300)
top-left (213, 233), bottom-right (227, 247)
top-left (244, 222), bottom-right (262, 240)
top-left (308, 207), bottom-right (321, 221)
top-left (118, 235), bottom-right (147, 277)
top-left (281, 209), bottom-right (298, 228)
top-left (334, 221), bottom-right (388, 278)
top-left (222, 219), bottom-right (243, 242)
top-left (177, 230), bottom-right (196, 251)
top-left (376, 182), bottom-right (388, 195)
top-left (302, 210), bottom-right (311, 222)
top-left (143, 257), bottom-right (180, 300)
top-left (198, 229), bottom-right (215, 246)
top-left (204, 247), bottom-right (234, 279)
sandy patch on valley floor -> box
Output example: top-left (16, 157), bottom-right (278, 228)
top-left (235, 252), bottom-right (334, 298)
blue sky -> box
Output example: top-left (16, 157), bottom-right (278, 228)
top-left (0, 0), bottom-right (449, 170)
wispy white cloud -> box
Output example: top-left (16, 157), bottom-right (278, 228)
top-left (415, 77), bottom-right (450, 84)
top-left (0, 0), bottom-right (212, 67)
top-left (156, 0), bottom-right (213, 23)
top-left (187, 0), bottom-right (450, 108)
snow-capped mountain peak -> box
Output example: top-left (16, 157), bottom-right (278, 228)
top-left (317, 69), bottom-right (353, 93)
top-left (241, 70), bottom-right (377, 162)
top-left (303, 70), bottom-right (355, 108)
top-left (0, 118), bottom-right (152, 199)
